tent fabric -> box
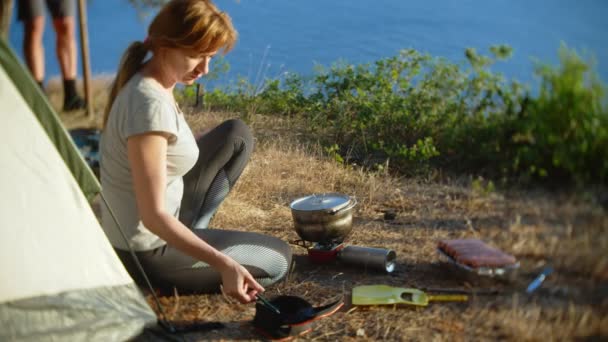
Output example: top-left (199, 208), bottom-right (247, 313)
top-left (0, 38), bottom-right (157, 340)
top-left (0, 64), bottom-right (133, 300)
top-left (0, 38), bottom-right (100, 201)
top-left (0, 284), bottom-right (155, 342)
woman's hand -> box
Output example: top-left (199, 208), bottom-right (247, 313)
top-left (219, 256), bottom-right (265, 304)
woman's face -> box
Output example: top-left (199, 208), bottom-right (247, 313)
top-left (162, 48), bottom-right (216, 85)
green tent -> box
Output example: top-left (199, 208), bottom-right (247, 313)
top-left (0, 38), bottom-right (157, 341)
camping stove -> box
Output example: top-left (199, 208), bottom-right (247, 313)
top-left (291, 239), bottom-right (346, 264)
top-left (289, 193), bottom-right (396, 273)
top-left (290, 238), bottom-right (396, 273)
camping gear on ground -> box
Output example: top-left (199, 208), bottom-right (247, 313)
top-left (0, 39), bottom-right (157, 340)
top-left (338, 245), bottom-right (397, 273)
top-left (438, 239), bottom-right (517, 268)
top-left (421, 287), bottom-right (502, 295)
top-left (290, 193), bottom-right (357, 243)
top-left (69, 127), bottom-right (101, 177)
top-left (256, 293), bottom-right (282, 315)
top-left (352, 285), bottom-right (469, 307)
top-left (437, 238), bottom-right (520, 277)
top-left (252, 294), bottom-right (344, 341)
top-left (526, 266), bottom-right (554, 294)
top-left (289, 193), bottom-right (397, 273)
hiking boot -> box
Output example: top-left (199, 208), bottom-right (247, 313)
top-left (63, 95), bottom-right (86, 112)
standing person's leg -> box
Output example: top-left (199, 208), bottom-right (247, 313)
top-left (19, 0), bottom-right (46, 89)
top-left (180, 119), bottom-right (254, 229)
top-left (48, 0), bottom-right (85, 111)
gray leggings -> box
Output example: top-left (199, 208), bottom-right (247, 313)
top-left (116, 119), bottom-right (292, 294)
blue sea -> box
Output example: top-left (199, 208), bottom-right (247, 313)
top-left (8, 0), bottom-right (608, 88)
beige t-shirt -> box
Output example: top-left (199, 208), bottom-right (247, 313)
top-left (100, 72), bottom-right (199, 251)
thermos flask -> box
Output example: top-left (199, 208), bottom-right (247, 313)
top-left (337, 245), bottom-right (396, 273)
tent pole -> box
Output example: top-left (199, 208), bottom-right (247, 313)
top-left (77, 0), bottom-right (93, 118)
top-left (99, 194), bottom-right (177, 334)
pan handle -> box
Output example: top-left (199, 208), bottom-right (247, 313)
top-left (328, 197), bottom-right (358, 215)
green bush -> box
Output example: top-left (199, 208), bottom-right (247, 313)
top-left (510, 45), bottom-right (608, 184)
top-left (183, 45), bottom-right (607, 185)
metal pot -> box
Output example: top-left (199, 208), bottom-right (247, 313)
top-left (289, 193), bottom-right (357, 243)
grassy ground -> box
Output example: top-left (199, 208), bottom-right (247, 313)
top-left (50, 79), bottom-right (607, 341)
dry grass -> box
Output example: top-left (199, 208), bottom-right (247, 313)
top-left (57, 82), bottom-right (607, 341)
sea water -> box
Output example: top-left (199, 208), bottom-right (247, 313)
top-left (7, 0), bottom-right (608, 87)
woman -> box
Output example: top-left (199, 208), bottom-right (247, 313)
top-left (100, 0), bottom-right (292, 304)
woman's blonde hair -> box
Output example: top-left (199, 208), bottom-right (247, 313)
top-left (103, 0), bottom-right (237, 127)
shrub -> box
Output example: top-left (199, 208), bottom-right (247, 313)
top-left (182, 45), bottom-right (608, 185)
top-left (510, 45), bottom-right (608, 184)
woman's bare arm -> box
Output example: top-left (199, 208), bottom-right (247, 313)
top-left (127, 132), bottom-right (263, 302)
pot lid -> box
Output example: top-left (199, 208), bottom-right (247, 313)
top-left (290, 193), bottom-right (351, 211)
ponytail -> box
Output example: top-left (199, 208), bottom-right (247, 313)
top-left (103, 41), bottom-right (149, 128)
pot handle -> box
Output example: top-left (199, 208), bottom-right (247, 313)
top-left (328, 197), bottom-right (357, 215)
